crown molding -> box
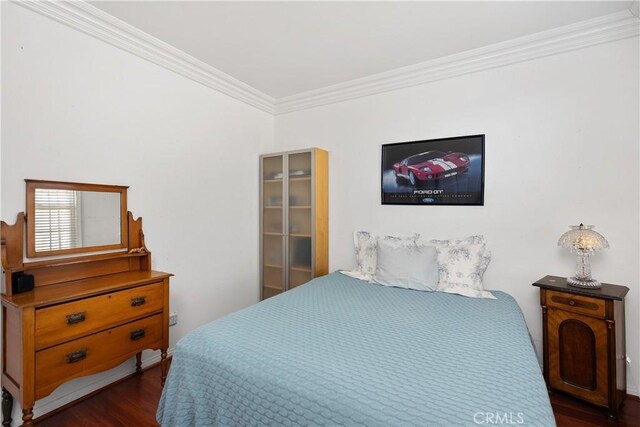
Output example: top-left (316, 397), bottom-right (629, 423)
top-left (15, 0), bottom-right (276, 114)
top-left (274, 10), bottom-right (640, 115)
top-left (13, 2), bottom-right (639, 116)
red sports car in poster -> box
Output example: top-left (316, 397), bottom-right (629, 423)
top-left (382, 134), bottom-right (484, 205)
top-left (392, 151), bottom-right (469, 186)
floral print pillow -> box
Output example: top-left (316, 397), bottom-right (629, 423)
top-left (429, 235), bottom-right (491, 279)
top-left (429, 235), bottom-right (487, 249)
top-left (353, 231), bottom-right (378, 278)
top-left (435, 242), bottom-right (495, 299)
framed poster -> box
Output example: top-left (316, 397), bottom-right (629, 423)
top-left (381, 134), bottom-right (484, 205)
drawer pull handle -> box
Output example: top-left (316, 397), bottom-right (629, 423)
top-left (130, 328), bottom-right (146, 341)
top-left (550, 295), bottom-right (599, 311)
top-left (66, 349), bottom-right (87, 364)
top-left (131, 297), bottom-right (146, 307)
top-left (66, 312), bottom-right (87, 325)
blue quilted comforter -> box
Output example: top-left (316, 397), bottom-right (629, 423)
top-left (157, 273), bottom-right (555, 426)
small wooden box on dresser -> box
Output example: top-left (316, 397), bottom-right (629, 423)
top-left (1, 180), bottom-right (172, 426)
top-left (533, 275), bottom-right (628, 419)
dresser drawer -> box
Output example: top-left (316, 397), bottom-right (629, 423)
top-left (35, 313), bottom-right (163, 399)
top-left (545, 289), bottom-right (605, 318)
top-left (35, 282), bottom-right (164, 350)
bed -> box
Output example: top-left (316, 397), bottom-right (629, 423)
top-left (157, 272), bottom-right (555, 426)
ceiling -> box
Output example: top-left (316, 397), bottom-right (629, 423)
top-left (90, 1), bottom-right (633, 99)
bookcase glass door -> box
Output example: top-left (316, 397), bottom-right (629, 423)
top-left (288, 152), bottom-right (313, 289)
top-left (262, 155), bottom-right (285, 298)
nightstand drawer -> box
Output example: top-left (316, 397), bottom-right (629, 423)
top-left (545, 290), bottom-right (605, 318)
top-left (35, 282), bottom-right (164, 350)
top-left (35, 313), bottom-right (163, 400)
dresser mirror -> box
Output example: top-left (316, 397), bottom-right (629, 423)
top-left (26, 180), bottom-right (128, 257)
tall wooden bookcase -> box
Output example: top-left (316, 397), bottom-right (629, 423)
top-left (260, 148), bottom-right (328, 300)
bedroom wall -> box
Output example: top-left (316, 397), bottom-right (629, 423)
top-left (1, 2), bottom-right (274, 419)
top-left (274, 37), bottom-right (640, 395)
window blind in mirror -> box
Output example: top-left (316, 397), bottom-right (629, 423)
top-left (34, 189), bottom-right (79, 252)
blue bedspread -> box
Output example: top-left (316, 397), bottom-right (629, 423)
top-left (157, 273), bottom-right (555, 426)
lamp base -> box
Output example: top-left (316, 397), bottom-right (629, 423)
top-left (567, 276), bottom-right (602, 289)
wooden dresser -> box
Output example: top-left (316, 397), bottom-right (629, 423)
top-left (533, 275), bottom-right (628, 419)
top-left (1, 181), bottom-right (172, 427)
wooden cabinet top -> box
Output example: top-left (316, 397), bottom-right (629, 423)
top-left (532, 275), bottom-right (629, 301)
top-left (2, 270), bottom-right (172, 309)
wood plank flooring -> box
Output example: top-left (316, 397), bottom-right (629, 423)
top-left (34, 364), bottom-right (640, 426)
top-left (36, 365), bottom-right (164, 427)
top-left (550, 392), bottom-right (640, 427)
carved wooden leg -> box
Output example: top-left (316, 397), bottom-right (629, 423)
top-left (160, 349), bottom-right (168, 386)
top-left (1, 388), bottom-right (12, 427)
top-left (136, 352), bottom-right (143, 375)
top-left (21, 407), bottom-right (33, 426)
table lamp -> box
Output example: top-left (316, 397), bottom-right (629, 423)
top-left (558, 224), bottom-right (609, 288)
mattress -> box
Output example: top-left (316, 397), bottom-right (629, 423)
top-left (157, 272), bottom-right (555, 426)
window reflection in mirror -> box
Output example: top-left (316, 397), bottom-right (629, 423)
top-left (34, 189), bottom-right (121, 253)
top-left (26, 180), bottom-right (128, 258)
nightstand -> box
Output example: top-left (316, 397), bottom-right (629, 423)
top-left (533, 275), bottom-right (629, 419)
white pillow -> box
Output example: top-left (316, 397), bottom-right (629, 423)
top-left (435, 242), bottom-right (494, 299)
top-left (341, 231), bottom-right (419, 281)
top-left (374, 239), bottom-right (438, 291)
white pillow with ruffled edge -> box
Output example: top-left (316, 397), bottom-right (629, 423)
top-left (429, 235), bottom-right (487, 247)
top-left (435, 242), bottom-right (494, 299)
top-left (428, 235), bottom-right (491, 279)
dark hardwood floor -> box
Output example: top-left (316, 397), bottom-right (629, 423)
top-left (550, 392), bottom-right (640, 427)
top-left (35, 364), bottom-right (640, 426)
top-left (36, 365), bottom-right (164, 427)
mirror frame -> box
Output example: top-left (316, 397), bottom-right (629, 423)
top-left (26, 180), bottom-right (129, 258)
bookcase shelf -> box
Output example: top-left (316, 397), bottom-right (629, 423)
top-left (260, 148), bottom-right (328, 299)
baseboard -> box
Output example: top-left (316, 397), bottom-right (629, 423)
top-left (19, 348), bottom-right (175, 422)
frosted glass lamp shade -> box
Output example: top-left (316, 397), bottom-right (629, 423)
top-left (558, 224), bottom-right (609, 288)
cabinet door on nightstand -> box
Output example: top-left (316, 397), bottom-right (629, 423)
top-left (547, 308), bottom-right (608, 406)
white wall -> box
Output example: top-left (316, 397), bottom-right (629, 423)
top-left (275, 37), bottom-right (640, 395)
top-left (2, 1), bottom-right (639, 421)
top-left (79, 191), bottom-right (121, 247)
top-left (1, 2), bottom-right (274, 420)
